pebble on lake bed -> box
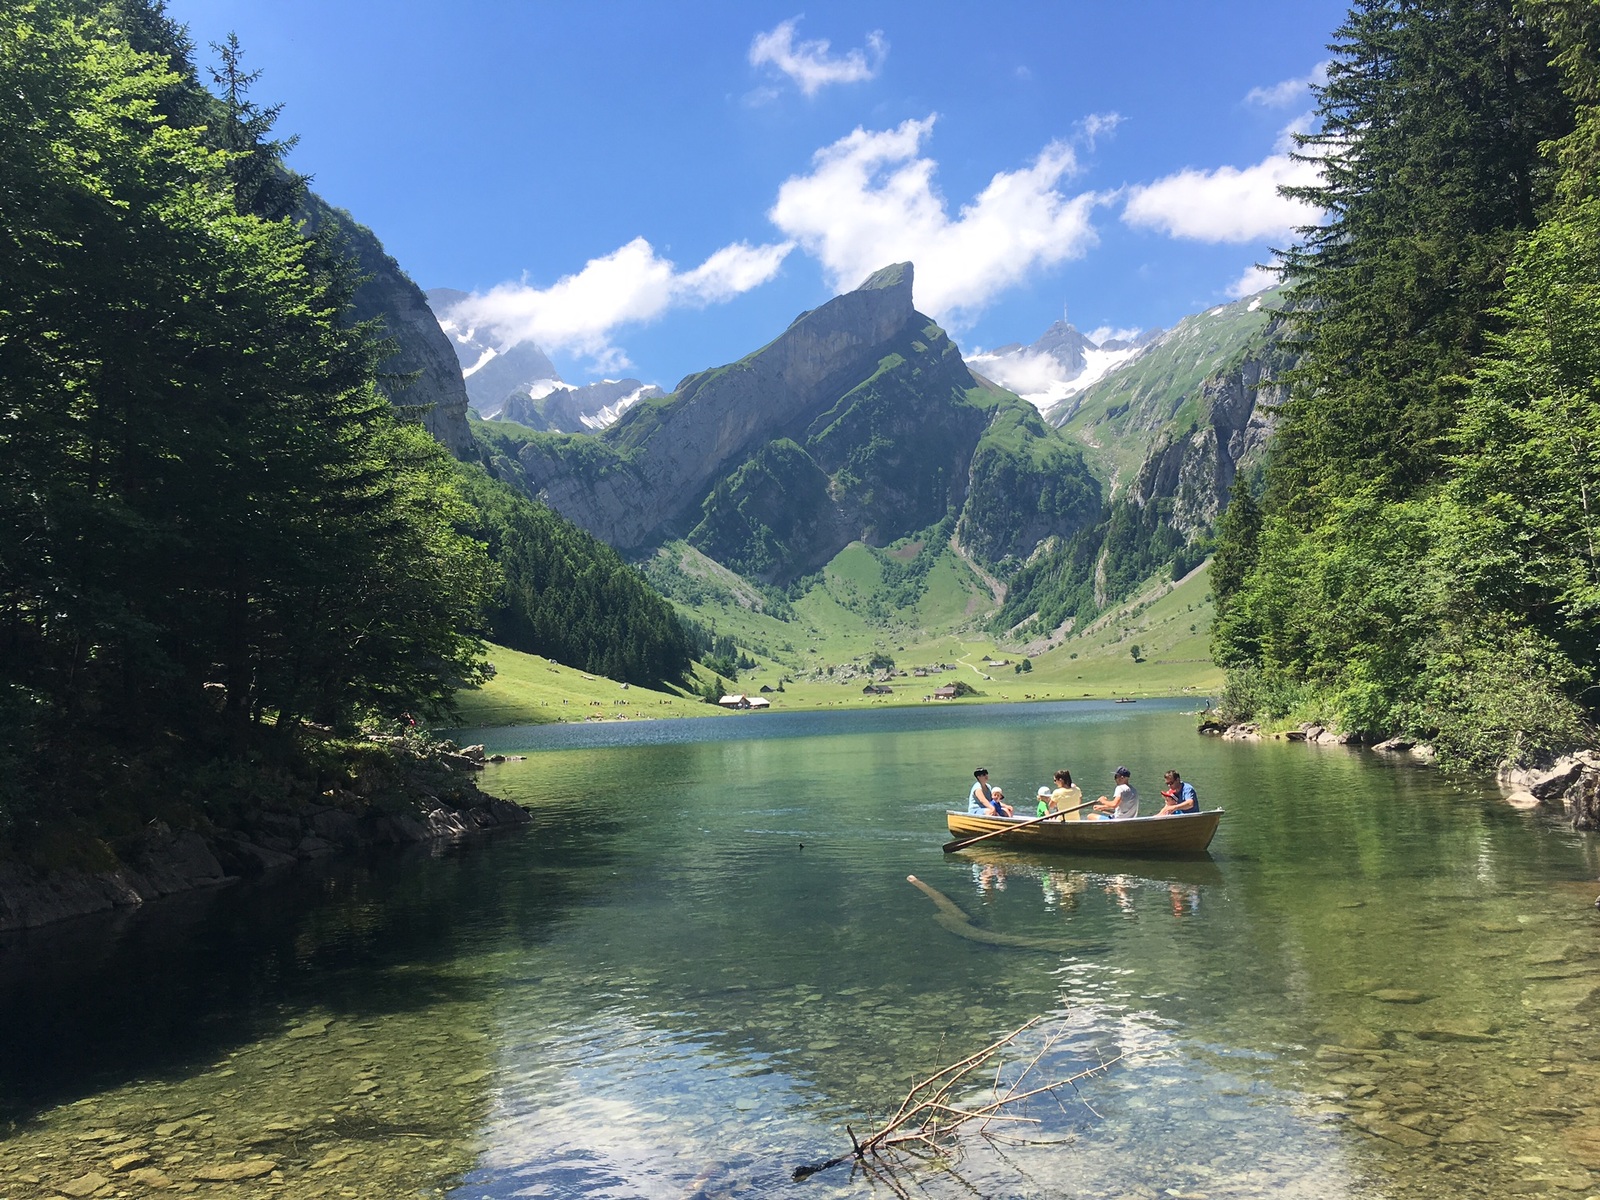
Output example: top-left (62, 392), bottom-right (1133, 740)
top-left (1367, 988), bottom-right (1430, 1003)
top-left (193, 1158), bottom-right (278, 1181)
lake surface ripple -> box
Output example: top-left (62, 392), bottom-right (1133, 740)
top-left (4, 700), bottom-right (1600, 1198)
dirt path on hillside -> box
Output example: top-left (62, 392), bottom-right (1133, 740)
top-left (949, 533), bottom-right (1006, 608)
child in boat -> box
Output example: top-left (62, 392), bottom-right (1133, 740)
top-left (1158, 771), bottom-right (1199, 815)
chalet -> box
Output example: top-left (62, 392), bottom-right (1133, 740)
top-left (718, 694), bottom-right (751, 709)
top-left (862, 684), bottom-right (893, 695)
top-left (932, 685), bottom-right (959, 700)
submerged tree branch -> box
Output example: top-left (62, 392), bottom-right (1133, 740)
top-left (791, 1016), bottom-right (1119, 1183)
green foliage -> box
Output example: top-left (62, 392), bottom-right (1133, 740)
top-left (447, 465), bottom-right (693, 687)
top-left (1449, 197), bottom-right (1600, 670)
top-left (0, 0), bottom-right (495, 835)
top-left (1209, 486), bottom-right (1261, 611)
top-left (957, 405), bottom-right (1100, 564)
top-left (867, 651), bottom-right (895, 672)
top-left (687, 440), bottom-right (832, 580)
top-left (1129, 645), bottom-right (1142, 662)
top-left (992, 525), bottom-right (1103, 637)
top-left (1218, 1), bottom-right (1598, 769)
top-left (1272, 0), bottom-right (1571, 509)
top-left (1217, 666), bottom-right (1317, 726)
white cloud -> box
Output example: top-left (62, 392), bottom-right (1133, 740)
top-left (1227, 264), bottom-right (1278, 298)
top-left (1246, 62), bottom-right (1328, 108)
top-left (749, 18), bottom-right (886, 97)
top-left (967, 348), bottom-right (1069, 397)
top-left (1079, 112), bottom-right (1123, 149)
top-left (1087, 324), bottom-right (1141, 345)
top-left (769, 116), bottom-right (1103, 326)
top-left (1120, 145), bottom-right (1322, 243)
top-left (452, 237), bottom-right (792, 370)
top-left (967, 344), bottom-right (1144, 411)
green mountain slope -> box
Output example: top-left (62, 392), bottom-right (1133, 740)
top-left (478, 264), bottom-right (1102, 585)
top-left (1052, 290), bottom-right (1281, 488)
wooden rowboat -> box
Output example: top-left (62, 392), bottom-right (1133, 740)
top-left (945, 809), bottom-right (1223, 855)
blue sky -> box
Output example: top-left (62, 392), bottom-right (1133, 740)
top-left (164, 1), bottom-right (1347, 389)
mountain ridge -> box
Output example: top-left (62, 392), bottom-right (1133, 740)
top-left (475, 263), bottom-right (1103, 584)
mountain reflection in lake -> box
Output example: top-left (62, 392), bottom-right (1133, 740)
top-left (4, 700), bottom-right (1600, 1198)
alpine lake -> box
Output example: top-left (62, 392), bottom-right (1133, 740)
top-left (5, 700), bottom-right (1600, 1200)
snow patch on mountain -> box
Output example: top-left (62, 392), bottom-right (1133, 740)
top-left (579, 384), bottom-right (655, 430)
top-left (967, 331), bottom-right (1144, 411)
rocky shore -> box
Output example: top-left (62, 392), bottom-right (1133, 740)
top-left (1201, 719), bottom-right (1600, 829)
top-left (0, 740), bottom-right (529, 933)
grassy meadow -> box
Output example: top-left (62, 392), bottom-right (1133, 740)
top-left (451, 543), bottom-right (1221, 730)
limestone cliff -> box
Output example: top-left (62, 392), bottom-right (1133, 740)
top-left (299, 198), bottom-right (474, 456)
top-left (1126, 325), bottom-right (1291, 538)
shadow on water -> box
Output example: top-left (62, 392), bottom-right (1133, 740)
top-left (0, 818), bottom-right (621, 1126)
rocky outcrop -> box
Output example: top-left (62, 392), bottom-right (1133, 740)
top-left (0, 827), bottom-right (227, 932)
top-left (0, 745), bottom-right (529, 933)
top-left (1127, 325), bottom-right (1290, 541)
top-left (298, 198), bottom-right (474, 457)
top-left (1500, 750), bottom-right (1600, 828)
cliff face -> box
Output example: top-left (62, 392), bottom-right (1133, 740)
top-left (483, 264), bottom-right (1101, 584)
top-left (510, 265), bottom-right (926, 552)
top-left (1128, 330), bottom-right (1290, 537)
top-left (299, 198), bottom-right (474, 457)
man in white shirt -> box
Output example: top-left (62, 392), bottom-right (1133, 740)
top-left (1093, 767), bottom-right (1140, 819)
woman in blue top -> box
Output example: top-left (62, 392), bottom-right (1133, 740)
top-left (967, 768), bottom-right (1013, 816)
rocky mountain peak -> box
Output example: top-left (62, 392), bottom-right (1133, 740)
top-left (858, 261), bottom-right (913, 294)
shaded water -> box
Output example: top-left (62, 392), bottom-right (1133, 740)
top-left (4, 700), bottom-right (1600, 1198)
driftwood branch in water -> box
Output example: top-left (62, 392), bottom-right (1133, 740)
top-left (791, 1015), bottom-right (1119, 1183)
top-left (905, 873), bottom-right (1088, 951)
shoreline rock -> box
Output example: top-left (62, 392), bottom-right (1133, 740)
top-left (0, 750), bottom-right (529, 934)
top-left (1200, 718), bottom-right (1599, 824)
top-left (1500, 750), bottom-right (1600, 830)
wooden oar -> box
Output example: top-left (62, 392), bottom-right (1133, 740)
top-left (942, 799), bottom-right (1100, 853)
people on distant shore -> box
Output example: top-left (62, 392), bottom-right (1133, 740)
top-left (1158, 770), bottom-right (1199, 816)
top-left (968, 768), bottom-right (1013, 817)
top-left (1094, 766), bottom-right (1140, 819)
top-left (1051, 769), bottom-right (1084, 820)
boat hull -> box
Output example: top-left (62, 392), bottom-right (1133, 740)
top-left (946, 809), bottom-right (1223, 854)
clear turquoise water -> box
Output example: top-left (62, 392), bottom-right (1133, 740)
top-left (4, 700), bottom-right (1600, 1198)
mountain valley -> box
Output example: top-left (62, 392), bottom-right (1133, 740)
top-left (431, 262), bottom-right (1288, 700)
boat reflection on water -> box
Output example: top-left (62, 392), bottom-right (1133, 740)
top-left (962, 844), bottom-right (1224, 918)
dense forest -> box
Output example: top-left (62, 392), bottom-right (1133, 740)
top-left (0, 0), bottom-right (691, 847)
top-left (1212, 0), bottom-right (1600, 768)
